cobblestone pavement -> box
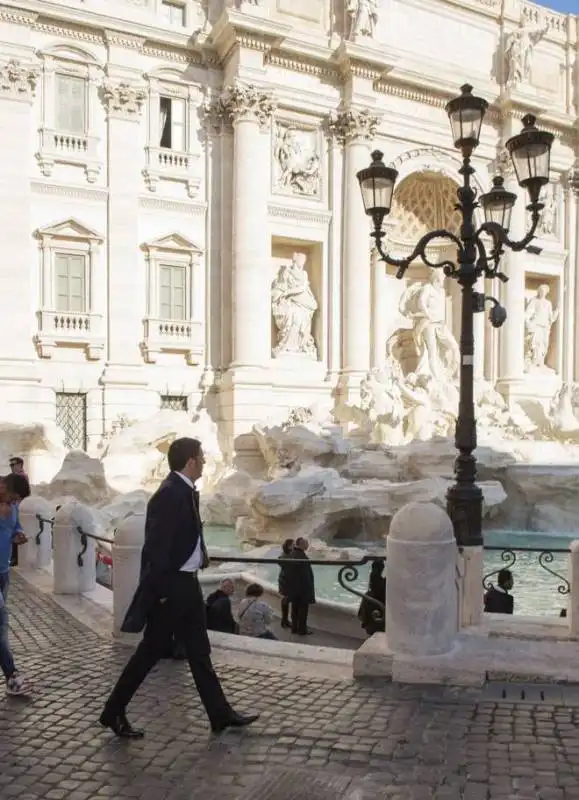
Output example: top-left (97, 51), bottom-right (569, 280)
top-left (4, 571), bottom-right (579, 800)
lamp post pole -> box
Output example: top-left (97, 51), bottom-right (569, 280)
top-left (356, 84), bottom-right (554, 548)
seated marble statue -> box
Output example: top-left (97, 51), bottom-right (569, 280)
top-left (271, 252), bottom-right (318, 358)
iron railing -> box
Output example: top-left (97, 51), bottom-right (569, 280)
top-left (75, 526), bottom-right (114, 568)
top-left (482, 545), bottom-right (570, 596)
top-left (35, 514), bottom-right (54, 545)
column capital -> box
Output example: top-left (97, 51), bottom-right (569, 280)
top-left (0, 59), bottom-right (38, 103)
top-left (217, 83), bottom-right (276, 128)
top-left (102, 80), bottom-right (146, 120)
top-left (328, 107), bottom-right (381, 145)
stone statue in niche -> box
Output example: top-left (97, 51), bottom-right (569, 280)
top-left (271, 253), bottom-right (318, 358)
top-left (395, 271), bottom-right (460, 385)
top-left (346, 0), bottom-right (379, 40)
top-left (505, 16), bottom-right (548, 87)
top-left (537, 184), bottom-right (557, 237)
top-left (273, 125), bottom-right (321, 197)
top-left (524, 284), bottom-right (559, 371)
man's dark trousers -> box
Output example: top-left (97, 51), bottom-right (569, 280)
top-left (104, 572), bottom-right (231, 726)
top-left (291, 601), bottom-right (309, 635)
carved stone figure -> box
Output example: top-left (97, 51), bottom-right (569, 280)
top-left (524, 284), bottom-right (558, 371)
top-left (271, 253), bottom-right (318, 358)
top-left (328, 108), bottom-right (381, 145)
top-left (0, 59), bottom-right (37, 99)
top-left (537, 184), bottom-right (557, 236)
top-left (346, 0), bottom-right (379, 40)
top-left (505, 18), bottom-right (548, 87)
top-left (549, 383), bottom-right (579, 437)
top-left (274, 126), bottom-right (321, 197)
top-left (102, 81), bottom-right (146, 117)
top-left (397, 272), bottom-right (460, 384)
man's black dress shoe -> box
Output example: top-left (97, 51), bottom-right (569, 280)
top-left (211, 711), bottom-right (259, 734)
top-left (99, 709), bottom-right (145, 739)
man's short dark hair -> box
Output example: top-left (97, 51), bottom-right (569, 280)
top-left (5, 472), bottom-right (31, 500)
top-left (9, 457), bottom-right (23, 466)
top-left (167, 437), bottom-right (202, 472)
top-left (497, 569), bottom-right (512, 588)
top-left (246, 583), bottom-right (264, 598)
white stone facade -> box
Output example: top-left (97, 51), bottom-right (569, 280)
top-left (0, 0), bottom-right (577, 463)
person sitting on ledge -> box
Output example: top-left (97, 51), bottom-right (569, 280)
top-left (237, 583), bottom-right (277, 641)
top-left (484, 568), bottom-right (514, 615)
top-left (206, 579), bottom-right (238, 634)
top-left (358, 559), bottom-right (386, 637)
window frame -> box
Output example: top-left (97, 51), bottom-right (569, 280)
top-left (53, 250), bottom-right (89, 314)
top-left (160, 0), bottom-right (187, 27)
top-left (54, 72), bottom-right (88, 136)
top-left (158, 261), bottom-right (189, 321)
top-left (36, 47), bottom-right (102, 183)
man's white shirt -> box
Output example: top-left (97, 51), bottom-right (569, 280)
top-left (176, 472), bottom-right (203, 572)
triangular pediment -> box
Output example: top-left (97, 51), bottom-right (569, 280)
top-left (143, 232), bottom-right (203, 253)
top-left (35, 218), bottom-right (103, 241)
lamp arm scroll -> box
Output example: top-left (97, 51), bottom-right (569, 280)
top-left (373, 228), bottom-right (464, 279)
top-left (476, 209), bottom-right (541, 255)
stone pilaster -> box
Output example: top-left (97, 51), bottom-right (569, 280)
top-left (495, 156), bottom-right (527, 404)
top-left (566, 170), bottom-right (579, 383)
top-left (330, 107), bottom-right (380, 394)
top-left (100, 80), bottom-right (150, 418)
top-left (217, 83), bottom-right (276, 370)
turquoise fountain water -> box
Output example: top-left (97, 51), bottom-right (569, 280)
top-left (204, 525), bottom-right (573, 617)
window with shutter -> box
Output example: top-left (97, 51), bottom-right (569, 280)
top-left (55, 253), bottom-right (86, 313)
top-left (55, 75), bottom-right (86, 134)
top-left (159, 264), bottom-right (187, 321)
top-left (159, 96), bottom-right (186, 151)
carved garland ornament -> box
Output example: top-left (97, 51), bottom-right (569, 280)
top-left (102, 80), bottom-right (146, 117)
top-left (0, 59), bottom-right (38, 99)
top-left (328, 108), bottom-right (381, 144)
top-left (217, 83), bottom-right (276, 127)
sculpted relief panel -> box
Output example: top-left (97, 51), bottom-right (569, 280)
top-left (273, 123), bottom-right (322, 198)
top-left (504, 15), bottom-right (548, 88)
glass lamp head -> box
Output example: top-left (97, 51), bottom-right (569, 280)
top-left (505, 114), bottom-right (554, 205)
top-left (445, 84), bottom-right (488, 154)
top-left (357, 150), bottom-right (398, 230)
top-left (479, 176), bottom-right (517, 233)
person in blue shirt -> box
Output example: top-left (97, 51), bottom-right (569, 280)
top-left (0, 474), bottom-right (29, 695)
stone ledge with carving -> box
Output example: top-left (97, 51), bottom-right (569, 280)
top-left (328, 108), bottom-right (381, 145)
top-left (218, 83), bottom-right (276, 127)
top-left (0, 59), bottom-right (37, 99)
top-left (102, 80), bottom-right (147, 118)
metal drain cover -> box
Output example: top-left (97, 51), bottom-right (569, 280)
top-left (236, 768), bottom-right (353, 799)
top-left (480, 682), bottom-right (565, 704)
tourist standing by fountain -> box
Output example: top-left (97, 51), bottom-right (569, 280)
top-left (278, 538), bottom-right (294, 628)
top-left (358, 559), bottom-right (386, 637)
top-left (99, 437), bottom-right (259, 738)
top-left (286, 537), bottom-right (316, 636)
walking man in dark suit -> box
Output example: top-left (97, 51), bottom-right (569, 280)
top-left (99, 437), bottom-right (258, 738)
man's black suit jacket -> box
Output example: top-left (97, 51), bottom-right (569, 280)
top-left (121, 471), bottom-right (206, 633)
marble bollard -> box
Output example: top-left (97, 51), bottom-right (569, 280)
top-left (53, 502), bottom-right (97, 595)
top-left (112, 513), bottom-right (145, 637)
top-left (18, 496), bottom-right (55, 570)
top-left (386, 502), bottom-right (458, 657)
top-left (568, 541), bottom-right (579, 636)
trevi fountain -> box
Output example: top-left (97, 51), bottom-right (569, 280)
top-left (6, 263), bottom-right (579, 617)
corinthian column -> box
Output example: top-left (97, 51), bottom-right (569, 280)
top-left (330, 108), bottom-right (381, 394)
top-left (219, 84), bottom-right (275, 370)
top-left (565, 171), bottom-right (579, 382)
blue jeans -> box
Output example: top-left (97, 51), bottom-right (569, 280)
top-left (0, 571), bottom-right (15, 679)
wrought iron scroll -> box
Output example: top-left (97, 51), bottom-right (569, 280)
top-left (338, 560), bottom-right (385, 622)
top-left (482, 548), bottom-right (517, 590)
top-left (35, 514), bottom-right (54, 546)
top-left (77, 526), bottom-right (88, 568)
top-left (538, 550), bottom-right (570, 596)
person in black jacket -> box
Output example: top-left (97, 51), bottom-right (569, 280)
top-left (484, 569), bottom-right (514, 615)
top-left (206, 579), bottom-right (238, 634)
top-left (278, 538), bottom-right (294, 628)
top-left (99, 437), bottom-right (258, 738)
top-left (286, 537), bottom-right (315, 636)
top-left (358, 559), bottom-right (386, 636)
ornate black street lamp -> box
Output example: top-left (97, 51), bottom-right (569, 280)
top-left (356, 84), bottom-right (554, 548)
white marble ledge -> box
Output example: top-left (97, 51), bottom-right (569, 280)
top-left (464, 615), bottom-right (573, 642)
top-left (353, 631), bottom-right (579, 686)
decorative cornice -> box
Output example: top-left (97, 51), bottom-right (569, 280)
top-left (328, 108), bottom-right (381, 145)
top-left (217, 83), bottom-right (276, 127)
top-left (31, 181), bottom-right (108, 202)
top-left (102, 80), bottom-right (146, 119)
top-left (104, 30), bottom-right (145, 51)
top-left (265, 51), bottom-right (338, 81)
top-left (139, 196), bottom-right (207, 217)
top-left (0, 5), bottom-right (38, 25)
top-left (268, 203), bottom-right (331, 226)
top-left (0, 59), bottom-right (38, 101)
